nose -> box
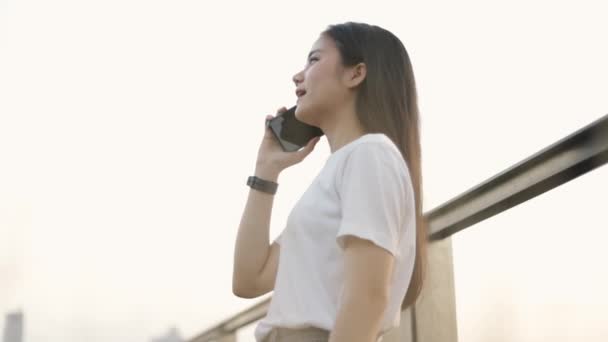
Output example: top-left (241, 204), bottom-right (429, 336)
top-left (292, 70), bottom-right (304, 86)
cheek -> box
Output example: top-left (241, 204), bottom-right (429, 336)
top-left (307, 66), bottom-right (336, 95)
top-left (307, 61), bottom-right (331, 83)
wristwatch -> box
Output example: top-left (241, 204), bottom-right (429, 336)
top-left (247, 176), bottom-right (278, 195)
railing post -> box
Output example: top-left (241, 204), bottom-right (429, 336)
top-left (410, 237), bottom-right (458, 342)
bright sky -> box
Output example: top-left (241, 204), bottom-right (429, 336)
top-left (1, 1), bottom-right (606, 341)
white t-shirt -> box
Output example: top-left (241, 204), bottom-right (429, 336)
top-left (254, 133), bottom-right (417, 342)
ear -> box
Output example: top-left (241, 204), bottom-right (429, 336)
top-left (344, 62), bottom-right (367, 89)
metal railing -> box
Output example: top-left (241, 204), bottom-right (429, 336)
top-left (189, 113), bottom-right (608, 342)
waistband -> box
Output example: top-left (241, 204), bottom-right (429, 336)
top-left (262, 326), bottom-right (385, 342)
top-left (262, 326), bottom-right (330, 342)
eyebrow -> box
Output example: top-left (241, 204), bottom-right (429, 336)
top-left (308, 49), bottom-right (322, 59)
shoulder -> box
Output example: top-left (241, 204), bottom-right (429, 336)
top-left (335, 133), bottom-right (411, 184)
top-left (335, 133), bottom-right (414, 203)
top-left (343, 133), bottom-right (405, 166)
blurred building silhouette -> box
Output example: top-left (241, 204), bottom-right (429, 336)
top-left (2, 311), bottom-right (23, 342)
top-left (150, 326), bottom-right (183, 342)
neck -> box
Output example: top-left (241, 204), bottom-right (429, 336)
top-left (319, 102), bottom-right (366, 154)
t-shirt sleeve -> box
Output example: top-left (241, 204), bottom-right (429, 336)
top-left (336, 142), bottom-right (408, 256)
top-left (273, 231), bottom-right (283, 245)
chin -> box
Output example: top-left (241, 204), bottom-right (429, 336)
top-left (295, 103), bottom-right (319, 127)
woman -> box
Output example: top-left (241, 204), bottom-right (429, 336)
top-left (233, 22), bottom-right (427, 342)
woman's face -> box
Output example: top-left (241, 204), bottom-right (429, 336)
top-left (292, 35), bottom-right (350, 127)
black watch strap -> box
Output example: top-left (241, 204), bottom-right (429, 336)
top-left (247, 176), bottom-right (278, 195)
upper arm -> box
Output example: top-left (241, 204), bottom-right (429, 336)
top-left (342, 235), bottom-right (394, 301)
top-left (252, 240), bottom-right (281, 297)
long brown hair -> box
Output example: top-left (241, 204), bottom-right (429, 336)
top-left (323, 22), bottom-right (427, 308)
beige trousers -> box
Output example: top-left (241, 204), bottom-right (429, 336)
top-left (261, 326), bottom-right (385, 342)
top-left (261, 326), bottom-right (330, 342)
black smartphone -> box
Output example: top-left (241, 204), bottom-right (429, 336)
top-left (266, 106), bottom-right (324, 152)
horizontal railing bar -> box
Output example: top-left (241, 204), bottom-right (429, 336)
top-left (427, 113), bottom-right (608, 240)
top-left (188, 113), bottom-right (608, 342)
top-left (189, 299), bottom-right (270, 342)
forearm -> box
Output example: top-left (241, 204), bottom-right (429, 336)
top-left (329, 294), bottom-right (388, 342)
top-left (232, 166), bottom-right (280, 292)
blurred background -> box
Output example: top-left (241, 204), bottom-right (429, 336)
top-left (1, 0), bottom-right (606, 341)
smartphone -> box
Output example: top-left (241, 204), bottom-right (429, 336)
top-left (266, 106), bottom-right (324, 152)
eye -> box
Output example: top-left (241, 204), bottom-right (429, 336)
top-left (308, 56), bottom-right (319, 64)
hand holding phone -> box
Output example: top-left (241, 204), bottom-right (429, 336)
top-left (255, 106), bottom-right (322, 178)
top-left (266, 106), bottom-right (324, 152)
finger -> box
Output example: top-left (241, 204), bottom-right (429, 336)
top-left (276, 107), bottom-right (287, 115)
top-left (295, 136), bottom-right (320, 158)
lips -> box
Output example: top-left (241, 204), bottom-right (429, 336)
top-left (296, 89), bottom-right (307, 97)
